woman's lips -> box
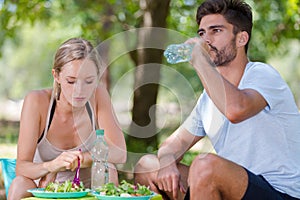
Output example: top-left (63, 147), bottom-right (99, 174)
top-left (73, 97), bottom-right (86, 101)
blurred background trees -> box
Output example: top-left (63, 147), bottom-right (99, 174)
top-left (0, 0), bottom-right (299, 162)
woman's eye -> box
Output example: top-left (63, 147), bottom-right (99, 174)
top-left (86, 79), bottom-right (95, 84)
top-left (67, 81), bottom-right (75, 84)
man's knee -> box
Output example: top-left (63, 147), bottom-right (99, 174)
top-left (189, 153), bottom-right (219, 182)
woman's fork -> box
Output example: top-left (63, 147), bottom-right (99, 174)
top-left (72, 149), bottom-right (81, 187)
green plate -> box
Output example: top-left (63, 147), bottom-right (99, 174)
top-left (93, 193), bottom-right (156, 200)
top-left (28, 188), bottom-right (88, 198)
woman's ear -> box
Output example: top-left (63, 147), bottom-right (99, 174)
top-left (237, 31), bottom-right (249, 47)
top-left (52, 69), bottom-right (60, 83)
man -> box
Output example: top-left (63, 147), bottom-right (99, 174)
top-left (134, 0), bottom-right (300, 199)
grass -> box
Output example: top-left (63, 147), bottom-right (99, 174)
top-left (0, 144), bottom-right (17, 159)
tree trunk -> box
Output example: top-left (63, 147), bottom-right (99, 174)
top-left (128, 0), bottom-right (170, 153)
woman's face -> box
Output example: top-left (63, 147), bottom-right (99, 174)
top-left (56, 59), bottom-right (98, 107)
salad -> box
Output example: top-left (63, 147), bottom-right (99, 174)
top-left (95, 180), bottom-right (152, 196)
top-left (45, 180), bottom-right (85, 192)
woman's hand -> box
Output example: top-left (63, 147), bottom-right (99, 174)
top-left (45, 150), bottom-right (83, 173)
top-left (38, 172), bottom-right (57, 188)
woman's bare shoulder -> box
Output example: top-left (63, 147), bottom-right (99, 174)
top-left (95, 85), bottom-right (111, 102)
top-left (24, 89), bottom-right (52, 104)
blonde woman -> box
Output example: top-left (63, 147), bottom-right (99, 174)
top-left (9, 38), bottom-right (126, 199)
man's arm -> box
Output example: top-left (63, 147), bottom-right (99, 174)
top-left (156, 127), bottom-right (202, 199)
top-left (190, 39), bottom-right (267, 123)
top-left (158, 127), bottom-right (202, 166)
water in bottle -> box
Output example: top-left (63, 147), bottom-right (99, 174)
top-left (91, 129), bottom-right (109, 191)
top-left (164, 43), bottom-right (194, 64)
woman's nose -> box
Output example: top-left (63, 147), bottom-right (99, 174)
top-left (74, 82), bottom-right (84, 94)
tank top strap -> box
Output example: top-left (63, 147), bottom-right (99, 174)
top-left (38, 93), bottom-right (55, 143)
top-left (38, 98), bottom-right (96, 144)
top-left (86, 101), bottom-right (97, 131)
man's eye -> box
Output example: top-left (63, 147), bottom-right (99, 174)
top-left (213, 29), bottom-right (221, 33)
top-left (198, 32), bottom-right (204, 37)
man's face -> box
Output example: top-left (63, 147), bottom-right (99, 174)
top-left (197, 14), bottom-right (238, 67)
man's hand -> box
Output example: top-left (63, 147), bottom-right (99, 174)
top-left (157, 157), bottom-right (186, 200)
top-left (186, 37), bottom-right (214, 68)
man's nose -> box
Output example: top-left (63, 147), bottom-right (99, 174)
top-left (203, 34), bottom-right (212, 44)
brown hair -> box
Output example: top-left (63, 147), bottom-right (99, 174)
top-left (196, 0), bottom-right (253, 52)
top-left (52, 38), bottom-right (101, 100)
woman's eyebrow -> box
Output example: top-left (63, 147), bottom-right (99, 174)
top-left (66, 76), bottom-right (76, 79)
top-left (85, 75), bottom-right (97, 79)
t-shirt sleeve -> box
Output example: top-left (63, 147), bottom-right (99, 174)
top-left (182, 93), bottom-right (206, 137)
top-left (240, 63), bottom-right (288, 111)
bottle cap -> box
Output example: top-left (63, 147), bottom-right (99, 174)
top-left (96, 129), bottom-right (104, 136)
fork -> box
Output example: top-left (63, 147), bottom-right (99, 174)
top-left (72, 149), bottom-right (81, 187)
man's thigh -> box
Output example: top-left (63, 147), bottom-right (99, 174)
top-left (188, 153), bottom-right (248, 199)
top-left (186, 154), bottom-right (299, 199)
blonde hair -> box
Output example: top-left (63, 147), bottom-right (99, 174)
top-left (52, 38), bottom-right (101, 100)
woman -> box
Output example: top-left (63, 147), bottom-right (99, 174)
top-left (8, 38), bottom-right (127, 199)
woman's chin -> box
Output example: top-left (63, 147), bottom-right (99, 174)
top-left (72, 100), bottom-right (87, 108)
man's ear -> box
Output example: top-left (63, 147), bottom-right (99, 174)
top-left (237, 31), bottom-right (249, 47)
top-left (52, 69), bottom-right (60, 83)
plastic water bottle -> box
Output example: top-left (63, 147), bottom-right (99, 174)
top-left (91, 129), bottom-right (109, 191)
top-left (164, 43), bottom-right (194, 64)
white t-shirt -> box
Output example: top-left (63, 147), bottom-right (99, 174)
top-left (183, 61), bottom-right (300, 198)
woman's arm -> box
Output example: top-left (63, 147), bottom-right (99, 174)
top-left (95, 86), bottom-right (127, 164)
top-left (16, 90), bottom-right (83, 180)
top-left (16, 90), bottom-right (51, 179)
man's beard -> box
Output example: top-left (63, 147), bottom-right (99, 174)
top-left (209, 37), bottom-right (237, 67)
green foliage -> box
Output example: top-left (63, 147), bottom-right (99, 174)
top-left (0, 0), bottom-right (299, 153)
top-left (247, 0), bottom-right (300, 61)
top-left (168, 0), bottom-right (202, 36)
top-left (0, 22), bottom-right (80, 99)
top-left (0, 0), bottom-right (52, 55)
top-left (0, 121), bottom-right (19, 144)
top-left (0, 0), bottom-right (299, 100)
top-left (181, 151), bottom-right (198, 166)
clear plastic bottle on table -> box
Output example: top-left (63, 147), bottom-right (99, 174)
top-left (91, 129), bottom-right (109, 191)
